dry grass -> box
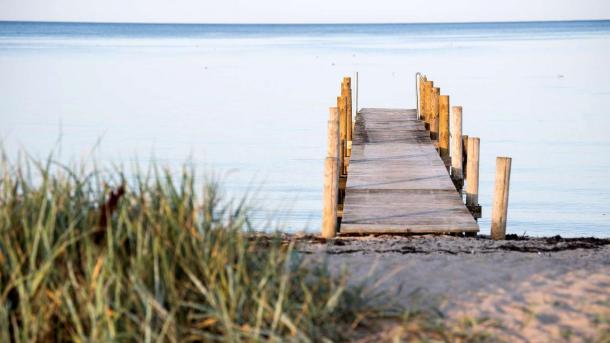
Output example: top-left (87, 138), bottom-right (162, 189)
top-left (0, 153), bottom-right (396, 342)
top-left (0, 152), bottom-right (499, 342)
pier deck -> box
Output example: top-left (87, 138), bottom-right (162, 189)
top-left (340, 108), bottom-right (479, 234)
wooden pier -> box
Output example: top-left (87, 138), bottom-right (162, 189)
top-left (340, 107), bottom-right (478, 234)
top-left (322, 75), bottom-right (513, 238)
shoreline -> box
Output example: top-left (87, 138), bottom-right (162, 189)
top-left (252, 232), bottom-right (610, 254)
top-left (304, 234), bottom-right (610, 254)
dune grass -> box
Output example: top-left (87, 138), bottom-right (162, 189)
top-left (0, 153), bottom-right (397, 342)
top-left (0, 153), bottom-right (501, 342)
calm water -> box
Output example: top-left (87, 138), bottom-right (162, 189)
top-left (1, 21), bottom-right (609, 237)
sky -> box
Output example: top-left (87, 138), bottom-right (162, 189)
top-left (1, 0), bottom-right (610, 24)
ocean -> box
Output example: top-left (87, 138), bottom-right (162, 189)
top-left (1, 20), bottom-right (609, 236)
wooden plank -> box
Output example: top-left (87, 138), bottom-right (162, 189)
top-left (340, 223), bottom-right (478, 233)
top-left (342, 189), bottom-right (479, 232)
top-left (340, 107), bottom-right (479, 234)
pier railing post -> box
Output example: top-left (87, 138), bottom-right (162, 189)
top-left (418, 75), bottom-right (427, 120)
top-left (337, 95), bottom-right (347, 175)
top-left (322, 107), bottom-right (341, 238)
top-left (430, 87), bottom-right (440, 143)
top-left (491, 157), bottom-right (512, 240)
top-left (466, 137), bottom-right (481, 219)
top-left (462, 134), bottom-right (469, 180)
top-left (450, 106), bottom-right (464, 190)
top-left (439, 95), bottom-right (450, 167)
top-left (343, 77), bottom-right (353, 158)
top-left (423, 81), bottom-right (433, 129)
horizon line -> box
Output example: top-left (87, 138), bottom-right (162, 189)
top-left (1, 18), bottom-right (610, 26)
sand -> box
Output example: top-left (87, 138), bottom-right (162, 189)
top-left (297, 235), bottom-right (610, 342)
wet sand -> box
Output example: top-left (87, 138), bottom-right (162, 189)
top-left (296, 235), bottom-right (610, 342)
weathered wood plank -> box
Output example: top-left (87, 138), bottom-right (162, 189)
top-left (342, 189), bottom-right (478, 231)
top-left (340, 107), bottom-right (479, 234)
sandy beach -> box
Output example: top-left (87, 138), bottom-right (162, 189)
top-left (298, 235), bottom-right (610, 341)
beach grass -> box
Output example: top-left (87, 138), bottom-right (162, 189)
top-left (0, 153), bottom-right (396, 342)
top-left (0, 152), bottom-right (499, 342)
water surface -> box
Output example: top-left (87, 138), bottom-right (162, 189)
top-left (1, 21), bottom-right (609, 236)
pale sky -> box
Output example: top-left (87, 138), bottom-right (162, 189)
top-left (1, 0), bottom-right (610, 24)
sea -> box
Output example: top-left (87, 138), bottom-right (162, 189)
top-left (1, 20), bottom-right (609, 237)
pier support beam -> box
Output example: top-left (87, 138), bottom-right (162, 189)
top-left (491, 157), bottom-right (512, 240)
top-left (439, 95), bottom-right (450, 167)
top-left (466, 137), bottom-right (482, 219)
top-left (418, 75), bottom-right (427, 120)
top-left (422, 81), bottom-right (434, 128)
top-left (451, 106), bottom-right (464, 190)
top-left (337, 95), bottom-right (348, 175)
top-left (462, 134), bottom-right (469, 180)
top-left (322, 107), bottom-right (341, 238)
top-left (342, 77), bottom-right (353, 157)
top-left (430, 87), bottom-right (440, 143)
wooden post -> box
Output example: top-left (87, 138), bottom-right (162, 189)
top-left (344, 77), bottom-right (352, 141)
top-left (439, 95), bottom-right (450, 165)
top-left (343, 77), bottom-right (353, 158)
top-left (322, 107), bottom-right (340, 238)
top-left (491, 157), bottom-right (512, 240)
top-left (426, 81), bottom-right (434, 126)
top-left (418, 75), bottom-right (427, 120)
top-left (430, 87), bottom-right (440, 142)
top-left (422, 81), bottom-right (433, 127)
top-left (466, 137), bottom-right (481, 218)
top-left (462, 134), bottom-right (469, 180)
top-left (450, 106), bottom-right (464, 189)
top-left (337, 95), bottom-right (347, 175)
top-left (326, 108), bottom-right (340, 160)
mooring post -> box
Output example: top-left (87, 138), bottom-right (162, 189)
top-left (466, 137), bottom-right (481, 218)
top-left (439, 95), bottom-right (450, 167)
top-left (322, 107), bottom-right (341, 238)
top-left (450, 106), bottom-right (464, 190)
top-left (491, 157), bottom-right (512, 240)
